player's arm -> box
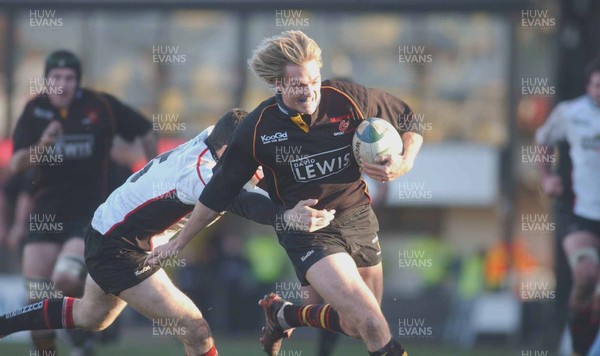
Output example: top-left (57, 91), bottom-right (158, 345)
top-left (361, 85), bottom-right (424, 181)
top-left (145, 116), bottom-right (260, 266)
top-left (146, 193), bottom-right (336, 267)
top-left (535, 102), bottom-right (567, 197)
top-left (11, 103), bottom-right (62, 174)
top-left (227, 189), bottom-right (335, 229)
top-left (227, 189), bottom-right (286, 226)
top-left (102, 93), bottom-right (158, 160)
top-left (368, 88), bottom-right (424, 158)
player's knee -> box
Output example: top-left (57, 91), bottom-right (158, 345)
top-left (52, 255), bottom-right (87, 297)
top-left (52, 274), bottom-right (84, 297)
top-left (569, 248), bottom-right (599, 290)
top-left (181, 317), bottom-right (211, 343)
top-left (338, 305), bottom-right (382, 339)
top-left (338, 316), bottom-right (361, 338)
top-left (355, 314), bottom-right (384, 340)
top-left (77, 311), bottom-right (112, 331)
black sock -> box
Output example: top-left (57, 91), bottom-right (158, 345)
top-left (0, 298), bottom-right (76, 336)
top-left (282, 304), bottom-right (347, 335)
top-left (369, 339), bottom-right (407, 356)
top-left (317, 329), bottom-right (341, 356)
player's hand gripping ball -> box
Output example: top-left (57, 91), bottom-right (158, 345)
top-left (353, 118), bottom-right (411, 182)
top-left (352, 117), bottom-right (403, 165)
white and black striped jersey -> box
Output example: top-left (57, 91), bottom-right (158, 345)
top-left (536, 95), bottom-right (600, 221)
top-left (91, 126), bottom-right (269, 250)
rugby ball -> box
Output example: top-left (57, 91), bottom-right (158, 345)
top-left (352, 118), bottom-right (403, 165)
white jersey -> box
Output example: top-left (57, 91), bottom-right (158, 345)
top-left (535, 95), bottom-right (600, 220)
top-left (91, 126), bottom-right (263, 249)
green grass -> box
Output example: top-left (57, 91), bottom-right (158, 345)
top-left (0, 329), bottom-right (541, 356)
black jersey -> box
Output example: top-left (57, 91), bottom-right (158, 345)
top-left (200, 80), bottom-right (422, 216)
top-left (12, 88), bottom-right (151, 220)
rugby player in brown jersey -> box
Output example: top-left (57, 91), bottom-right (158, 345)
top-left (145, 31), bottom-right (423, 355)
top-left (9, 50), bottom-right (157, 355)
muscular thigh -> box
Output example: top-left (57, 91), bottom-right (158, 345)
top-left (74, 275), bottom-right (127, 328)
top-left (305, 253), bottom-right (380, 315)
top-left (564, 231), bottom-right (600, 255)
top-left (359, 263), bottom-right (383, 305)
top-left (23, 242), bottom-right (62, 279)
top-left (53, 237), bottom-right (87, 281)
top-left (119, 269), bottom-right (203, 321)
top-left (60, 237), bottom-right (85, 257)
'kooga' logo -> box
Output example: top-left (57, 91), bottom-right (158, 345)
top-left (300, 250), bottom-right (314, 262)
top-left (261, 131), bottom-right (288, 144)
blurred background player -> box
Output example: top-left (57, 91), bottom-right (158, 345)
top-left (536, 56), bottom-right (600, 356)
top-left (10, 49), bottom-right (157, 355)
top-left (0, 169), bottom-right (35, 252)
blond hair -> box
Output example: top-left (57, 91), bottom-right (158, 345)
top-left (248, 30), bottom-right (322, 85)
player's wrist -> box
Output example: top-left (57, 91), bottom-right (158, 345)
top-left (171, 236), bottom-right (187, 251)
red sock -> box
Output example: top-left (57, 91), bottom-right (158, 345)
top-left (201, 344), bottom-right (218, 356)
top-left (187, 344), bottom-right (217, 356)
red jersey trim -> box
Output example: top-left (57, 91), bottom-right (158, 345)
top-left (196, 147), bottom-right (210, 186)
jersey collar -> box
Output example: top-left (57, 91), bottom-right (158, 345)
top-left (275, 92), bottom-right (313, 133)
top-left (275, 91), bottom-right (296, 116)
top-left (205, 140), bottom-right (220, 163)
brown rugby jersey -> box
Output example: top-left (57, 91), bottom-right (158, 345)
top-left (200, 80), bottom-right (422, 216)
top-left (12, 88), bottom-right (151, 221)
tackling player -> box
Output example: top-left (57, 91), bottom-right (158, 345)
top-left (145, 30), bottom-right (424, 356)
top-left (536, 56), bottom-right (600, 356)
top-left (0, 108), bottom-right (335, 356)
top-left (10, 49), bottom-right (157, 354)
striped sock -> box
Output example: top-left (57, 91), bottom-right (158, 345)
top-left (282, 304), bottom-right (346, 335)
top-left (0, 297), bottom-right (76, 335)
